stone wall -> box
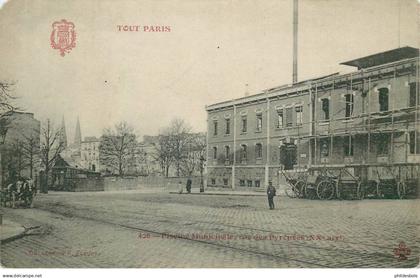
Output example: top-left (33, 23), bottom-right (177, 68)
top-left (103, 176), bottom-right (202, 191)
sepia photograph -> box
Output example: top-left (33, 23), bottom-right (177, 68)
top-left (0, 0), bottom-right (419, 275)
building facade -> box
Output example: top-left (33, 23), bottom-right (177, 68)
top-left (80, 136), bottom-right (101, 172)
top-left (206, 47), bottom-right (420, 189)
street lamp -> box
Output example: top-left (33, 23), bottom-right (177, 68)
top-left (199, 155), bottom-right (205, 193)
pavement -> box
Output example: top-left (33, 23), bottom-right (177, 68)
top-left (0, 216), bottom-right (25, 243)
top-left (1, 190), bottom-right (419, 268)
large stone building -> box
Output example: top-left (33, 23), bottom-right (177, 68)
top-left (205, 47), bottom-right (420, 189)
top-left (0, 111), bottom-right (41, 184)
top-left (80, 136), bottom-right (101, 172)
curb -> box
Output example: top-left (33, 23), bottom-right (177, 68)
top-left (0, 228), bottom-right (27, 244)
top-left (0, 216), bottom-right (28, 244)
top-left (169, 192), bottom-right (266, 197)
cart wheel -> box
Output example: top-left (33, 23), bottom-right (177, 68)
top-left (304, 184), bottom-right (316, 200)
top-left (397, 181), bottom-right (406, 199)
top-left (295, 180), bottom-right (306, 198)
top-left (316, 180), bottom-right (335, 200)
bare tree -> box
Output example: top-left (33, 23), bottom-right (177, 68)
top-left (99, 122), bottom-right (138, 176)
top-left (40, 119), bottom-right (65, 191)
top-left (153, 134), bottom-right (174, 177)
top-left (22, 131), bottom-right (40, 179)
top-left (1, 139), bottom-right (25, 180)
top-left (0, 81), bottom-right (18, 117)
top-left (180, 133), bottom-right (206, 177)
top-left (164, 118), bottom-right (192, 177)
top-left (0, 81), bottom-right (19, 141)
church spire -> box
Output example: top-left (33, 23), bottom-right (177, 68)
top-left (59, 115), bottom-right (68, 148)
top-left (74, 116), bottom-right (81, 147)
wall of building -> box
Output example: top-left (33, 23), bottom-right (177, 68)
top-left (206, 57), bottom-right (420, 190)
top-left (80, 139), bottom-right (101, 172)
top-left (1, 112), bottom-right (41, 184)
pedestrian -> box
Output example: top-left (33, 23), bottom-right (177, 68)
top-left (186, 177), bottom-right (192, 193)
top-left (178, 181), bottom-right (183, 194)
top-left (266, 181), bottom-right (276, 210)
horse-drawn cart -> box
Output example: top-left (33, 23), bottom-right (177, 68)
top-left (366, 163), bottom-right (419, 199)
top-left (281, 162), bottom-right (419, 200)
top-left (0, 178), bottom-right (36, 208)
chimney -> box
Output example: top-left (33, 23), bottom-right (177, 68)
top-left (244, 83), bottom-right (249, 97)
top-left (293, 0), bottom-right (298, 84)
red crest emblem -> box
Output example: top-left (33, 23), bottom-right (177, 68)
top-left (393, 241), bottom-right (411, 261)
top-left (50, 19), bottom-right (76, 57)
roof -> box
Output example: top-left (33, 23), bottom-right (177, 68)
top-left (206, 72), bottom-right (339, 111)
top-left (82, 136), bottom-right (100, 143)
top-left (340, 46), bottom-right (419, 69)
top-left (206, 46), bottom-right (419, 111)
top-left (56, 150), bottom-right (83, 169)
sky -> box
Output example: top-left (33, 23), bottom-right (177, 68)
top-left (0, 0), bottom-right (418, 142)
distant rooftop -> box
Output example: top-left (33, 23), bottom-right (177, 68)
top-left (82, 136), bottom-right (99, 142)
top-left (340, 46), bottom-right (419, 69)
top-left (206, 46), bottom-right (419, 111)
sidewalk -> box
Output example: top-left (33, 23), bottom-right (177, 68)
top-left (0, 215), bottom-right (26, 243)
top-left (170, 188), bottom-right (267, 196)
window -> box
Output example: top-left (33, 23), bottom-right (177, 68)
top-left (295, 106), bottom-right (303, 126)
top-left (255, 180), bottom-right (261, 187)
top-left (213, 146), bottom-right (217, 159)
top-left (255, 143), bottom-right (263, 159)
top-left (409, 82), bottom-right (419, 107)
top-left (378, 88), bottom-right (389, 112)
top-left (377, 135), bottom-right (389, 156)
top-left (256, 114), bottom-right (263, 132)
top-left (277, 109), bottom-right (284, 128)
top-left (343, 136), bottom-right (354, 157)
top-left (223, 178), bottom-right (228, 186)
top-left (321, 98), bottom-right (330, 120)
top-left (409, 131), bottom-right (420, 154)
top-left (213, 120), bottom-right (218, 136)
top-left (225, 118), bottom-right (230, 134)
top-left (320, 138), bottom-right (330, 157)
top-left (247, 180), bottom-right (253, 187)
top-left (211, 178), bottom-right (216, 185)
top-left (239, 180), bottom-right (245, 187)
top-left (241, 116), bottom-right (247, 133)
top-left (225, 146), bottom-right (230, 161)
top-left (345, 94), bottom-right (354, 118)
top-left (241, 144), bottom-right (247, 162)
top-left (286, 107), bottom-right (293, 127)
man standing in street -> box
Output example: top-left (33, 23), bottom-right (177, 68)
top-left (266, 181), bottom-right (276, 210)
top-left (186, 177), bottom-right (192, 194)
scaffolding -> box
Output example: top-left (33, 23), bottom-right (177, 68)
top-left (293, 57), bottom-right (420, 168)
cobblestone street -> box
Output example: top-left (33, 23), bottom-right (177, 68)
top-left (1, 190), bottom-right (419, 268)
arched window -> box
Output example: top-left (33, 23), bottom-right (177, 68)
top-left (255, 143), bottom-right (263, 159)
top-left (213, 146), bottom-right (217, 160)
top-left (241, 144), bottom-right (247, 162)
top-left (378, 88), bottom-right (389, 112)
top-left (225, 146), bottom-right (230, 159)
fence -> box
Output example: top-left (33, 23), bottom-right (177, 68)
top-left (103, 176), bottom-right (203, 191)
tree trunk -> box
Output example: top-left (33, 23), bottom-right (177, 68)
top-left (43, 168), bottom-right (49, 194)
top-left (119, 161), bottom-right (123, 176)
top-left (29, 153), bottom-right (33, 179)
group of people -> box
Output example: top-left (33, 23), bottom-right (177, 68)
top-left (1, 177), bottom-right (36, 208)
top-left (178, 178), bottom-right (192, 194)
